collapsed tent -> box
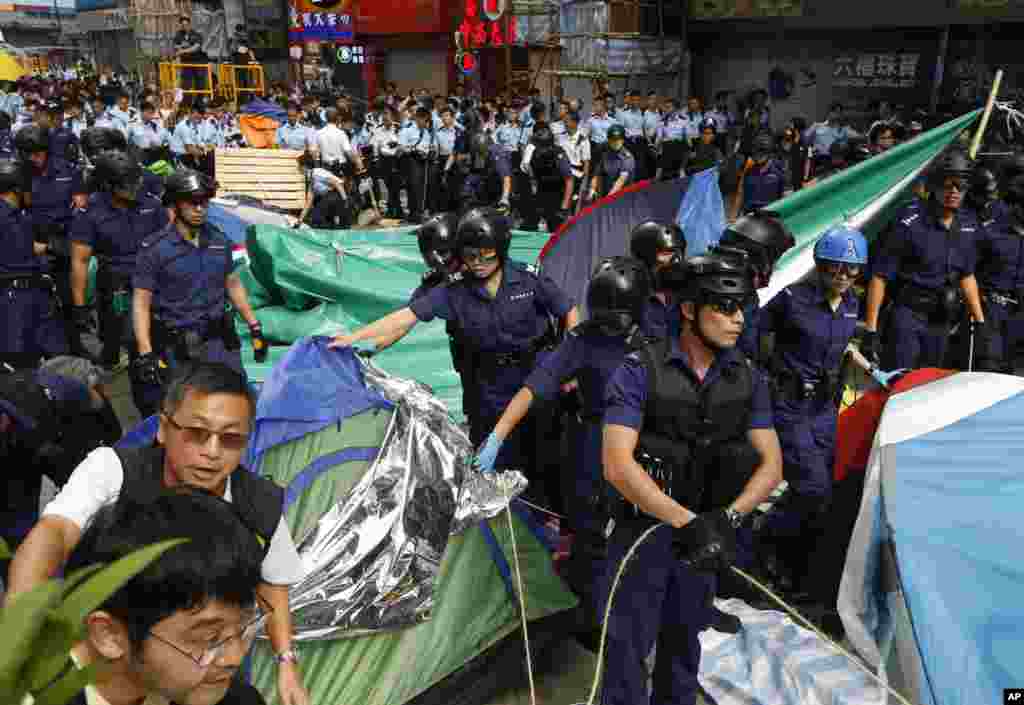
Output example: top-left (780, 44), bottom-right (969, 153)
top-left (237, 99), bottom-right (288, 148)
top-left (839, 372), bottom-right (1024, 705)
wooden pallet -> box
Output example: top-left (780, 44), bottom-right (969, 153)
top-left (214, 149), bottom-right (306, 211)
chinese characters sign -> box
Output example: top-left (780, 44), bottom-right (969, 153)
top-left (833, 53), bottom-right (921, 89)
top-left (455, 0), bottom-right (514, 74)
top-left (289, 0), bottom-right (353, 41)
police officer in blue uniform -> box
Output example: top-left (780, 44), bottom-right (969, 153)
top-left (70, 151), bottom-right (169, 375)
top-left (520, 124), bottom-right (573, 232)
top-left (863, 151), bottom-right (987, 370)
top-left (130, 170), bottom-right (267, 416)
top-left (458, 130), bottom-right (514, 211)
top-left (655, 98), bottom-right (690, 181)
top-left (619, 89), bottom-right (649, 180)
top-left (629, 220), bottom-right (687, 340)
top-left (969, 174), bottom-right (1024, 373)
top-left (716, 211), bottom-right (796, 364)
top-left (16, 124), bottom-right (88, 341)
top-left (42, 100), bottom-right (80, 165)
top-left (757, 226), bottom-right (875, 594)
top-left (586, 96), bottom-right (617, 169)
top-left (0, 159), bottom-right (67, 367)
top-left (601, 254), bottom-right (782, 705)
top-left (80, 127), bottom-right (164, 201)
top-left (477, 256), bottom-right (652, 626)
top-left (589, 124), bottom-right (635, 201)
top-left (734, 132), bottom-right (785, 217)
top-left (331, 207), bottom-right (578, 502)
top-left (398, 107), bottom-right (435, 223)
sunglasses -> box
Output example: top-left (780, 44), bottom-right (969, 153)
top-left (162, 413), bottom-right (249, 451)
top-left (705, 294), bottom-right (753, 316)
top-left (460, 247), bottom-right (498, 264)
top-left (821, 262), bottom-right (862, 277)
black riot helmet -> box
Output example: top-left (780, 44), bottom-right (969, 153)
top-left (456, 207), bottom-right (511, 261)
top-left (531, 124), bottom-right (554, 148)
top-left (928, 149), bottom-right (973, 188)
top-left (586, 256), bottom-right (651, 337)
top-left (416, 212), bottom-right (459, 272)
top-left (14, 125), bottom-right (50, 155)
top-left (718, 210), bottom-right (795, 287)
top-left (629, 221), bottom-right (686, 272)
top-left (0, 159), bottom-right (23, 194)
top-left (968, 166), bottom-right (999, 210)
top-left (162, 168), bottom-right (216, 206)
top-left (93, 150), bottom-right (144, 199)
top-left (683, 254), bottom-right (756, 301)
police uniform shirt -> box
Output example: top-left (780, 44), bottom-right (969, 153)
top-left (559, 130), bottom-right (591, 171)
top-left (743, 160), bottom-right (786, 211)
top-left (551, 120), bottom-right (567, 139)
top-left (130, 119), bottom-right (171, 151)
top-left (43, 446), bottom-right (305, 585)
top-left (93, 112), bottom-right (128, 137)
top-left (309, 167), bottom-right (340, 196)
top-left (397, 122), bottom-right (432, 157)
top-left (639, 293), bottom-right (681, 340)
top-left (316, 123), bottom-right (352, 164)
top-left (684, 111), bottom-right (704, 141)
top-left (370, 124), bottom-right (400, 157)
top-left (706, 109), bottom-right (733, 134)
top-left (604, 337), bottom-right (774, 431)
top-left (659, 112), bottom-right (689, 143)
top-left (109, 106), bottom-right (139, 130)
top-left (641, 110), bottom-right (661, 141)
top-left (436, 125), bottom-right (459, 157)
top-left (585, 113), bottom-right (616, 145)
top-left (872, 205), bottom-right (978, 291)
top-left (759, 280), bottom-right (859, 382)
top-left (618, 108), bottom-right (644, 139)
top-left (276, 121), bottom-right (311, 151)
top-left (0, 199), bottom-right (40, 274)
top-left (599, 148), bottom-right (636, 187)
top-left (198, 117), bottom-right (223, 147)
top-left (66, 118), bottom-right (88, 139)
top-left (70, 193), bottom-right (168, 277)
top-left (493, 122), bottom-right (522, 155)
top-left (803, 123), bottom-right (855, 154)
top-left (171, 119), bottom-right (201, 156)
top-left (30, 157), bottom-right (85, 228)
top-left (517, 123), bottom-right (534, 150)
top-left (972, 207), bottom-right (1024, 293)
top-left (133, 222), bottom-right (240, 331)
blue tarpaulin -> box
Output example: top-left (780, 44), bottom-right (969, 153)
top-left (676, 167), bottom-right (726, 256)
top-left (240, 98), bottom-right (288, 123)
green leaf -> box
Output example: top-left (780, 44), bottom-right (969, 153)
top-left (31, 663), bottom-right (97, 705)
top-left (56, 539), bottom-right (187, 627)
top-left (23, 615), bottom-right (78, 694)
top-left (0, 580), bottom-right (63, 691)
top-left (60, 563), bottom-right (105, 600)
top-left (0, 538), bottom-right (10, 560)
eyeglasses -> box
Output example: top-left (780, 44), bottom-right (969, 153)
top-left (162, 413), bottom-right (249, 452)
top-left (705, 294), bottom-right (752, 316)
top-left (149, 597), bottom-right (271, 669)
top-left (460, 247), bottom-right (498, 264)
top-left (820, 262), bottom-right (862, 277)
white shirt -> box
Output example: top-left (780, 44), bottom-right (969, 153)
top-left (316, 123), bottom-right (352, 164)
top-left (559, 130), bottom-right (591, 176)
top-left (43, 447), bottom-right (306, 586)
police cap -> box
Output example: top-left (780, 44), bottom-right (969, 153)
top-left (607, 124), bottom-right (626, 142)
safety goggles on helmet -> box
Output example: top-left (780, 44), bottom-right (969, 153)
top-left (819, 261), bottom-right (862, 277)
top-left (460, 246), bottom-right (498, 264)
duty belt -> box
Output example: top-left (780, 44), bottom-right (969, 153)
top-left (0, 273), bottom-right (54, 290)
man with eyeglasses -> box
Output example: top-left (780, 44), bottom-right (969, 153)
top-left (57, 490), bottom-right (268, 705)
top-left (9, 363), bottom-right (310, 705)
top-left (863, 150), bottom-right (987, 370)
top-left (128, 169), bottom-right (266, 417)
top-left (600, 254), bottom-right (782, 705)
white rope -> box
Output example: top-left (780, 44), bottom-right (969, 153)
top-left (578, 521), bottom-right (920, 705)
top-left (994, 100), bottom-right (1024, 141)
top-left (500, 476), bottom-right (537, 705)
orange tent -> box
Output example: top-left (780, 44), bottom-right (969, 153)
top-left (238, 114), bottom-right (281, 149)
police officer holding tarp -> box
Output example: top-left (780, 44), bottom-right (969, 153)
top-left (130, 169), bottom-right (267, 416)
top-left (600, 253), bottom-right (782, 705)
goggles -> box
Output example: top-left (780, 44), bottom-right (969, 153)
top-left (820, 261), bottom-right (862, 277)
top-left (703, 292), bottom-right (754, 316)
top-left (460, 247), bottom-right (498, 264)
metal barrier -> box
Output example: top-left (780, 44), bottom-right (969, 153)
top-left (158, 62), bottom-right (215, 101)
top-left (218, 63), bottom-right (265, 103)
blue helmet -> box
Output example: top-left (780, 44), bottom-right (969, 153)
top-left (814, 225), bottom-right (868, 266)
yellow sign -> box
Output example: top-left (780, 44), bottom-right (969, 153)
top-left (690, 0), bottom-right (803, 18)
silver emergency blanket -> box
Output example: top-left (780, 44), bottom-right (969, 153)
top-left (281, 357), bottom-right (527, 641)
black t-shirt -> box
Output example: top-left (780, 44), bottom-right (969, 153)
top-left (174, 29), bottom-right (207, 62)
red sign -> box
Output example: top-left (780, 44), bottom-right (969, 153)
top-left (457, 0), bottom-right (513, 49)
top-left (355, 0), bottom-right (446, 34)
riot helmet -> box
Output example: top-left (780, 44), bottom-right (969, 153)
top-left (14, 125), bottom-right (49, 156)
top-left (531, 124), bottom-right (554, 149)
top-left (928, 149), bottom-right (972, 211)
top-left (586, 256), bottom-right (650, 337)
top-left (967, 166), bottom-right (1000, 217)
top-left (94, 150), bottom-right (144, 202)
top-left (629, 221), bottom-right (686, 271)
top-left (680, 254), bottom-right (756, 351)
top-left (0, 159), bottom-right (23, 194)
top-left (718, 210), bottom-right (795, 288)
top-left (416, 212), bottom-right (459, 273)
top-left (162, 168), bottom-right (216, 207)
top-left (456, 207), bottom-right (511, 277)
top-left (813, 225), bottom-right (867, 293)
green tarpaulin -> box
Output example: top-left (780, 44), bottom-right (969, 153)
top-left (237, 226), bottom-right (553, 420)
top-left (245, 405), bottom-right (578, 705)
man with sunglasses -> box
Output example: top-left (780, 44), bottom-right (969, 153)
top-left (58, 491), bottom-right (268, 705)
top-left (863, 150), bottom-right (987, 370)
top-left (70, 150), bottom-right (168, 378)
top-left (9, 363), bottom-right (310, 705)
top-left (128, 169), bottom-right (266, 417)
top-left (601, 254), bottom-right (782, 705)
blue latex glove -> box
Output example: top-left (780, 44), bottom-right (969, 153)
top-left (870, 367), bottom-right (909, 388)
top-left (475, 432), bottom-right (503, 473)
top-left (352, 339), bottom-right (377, 356)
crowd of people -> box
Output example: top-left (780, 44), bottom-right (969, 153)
top-left (2, 64), bottom-right (1024, 705)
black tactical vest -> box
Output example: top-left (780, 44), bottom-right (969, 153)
top-left (635, 338), bottom-right (753, 509)
top-left (114, 446), bottom-right (283, 557)
top-left (532, 147), bottom-right (562, 186)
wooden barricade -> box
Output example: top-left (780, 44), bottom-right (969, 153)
top-left (214, 149), bottom-right (306, 211)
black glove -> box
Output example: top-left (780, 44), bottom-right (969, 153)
top-left (249, 321), bottom-right (268, 363)
top-left (860, 329), bottom-right (881, 367)
top-left (71, 305), bottom-right (93, 333)
top-left (130, 352), bottom-right (165, 387)
top-left (672, 509), bottom-right (737, 574)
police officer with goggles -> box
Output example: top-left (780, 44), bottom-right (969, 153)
top-left (70, 150), bottom-right (169, 375)
top-left (0, 159), bottom-right (68, 368)
top-left (331, 208), bottom-right (578, 505)
top-left (601, 254), bottom-right (782, 705)
top-left (863, 151), bottom-right (986, 370)
top-left (629, 220), bottom-right (687, 340)
top-left (131, 169), bottom-right (267, 416)
top-left (588, 124), bottom-right (635, 202)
